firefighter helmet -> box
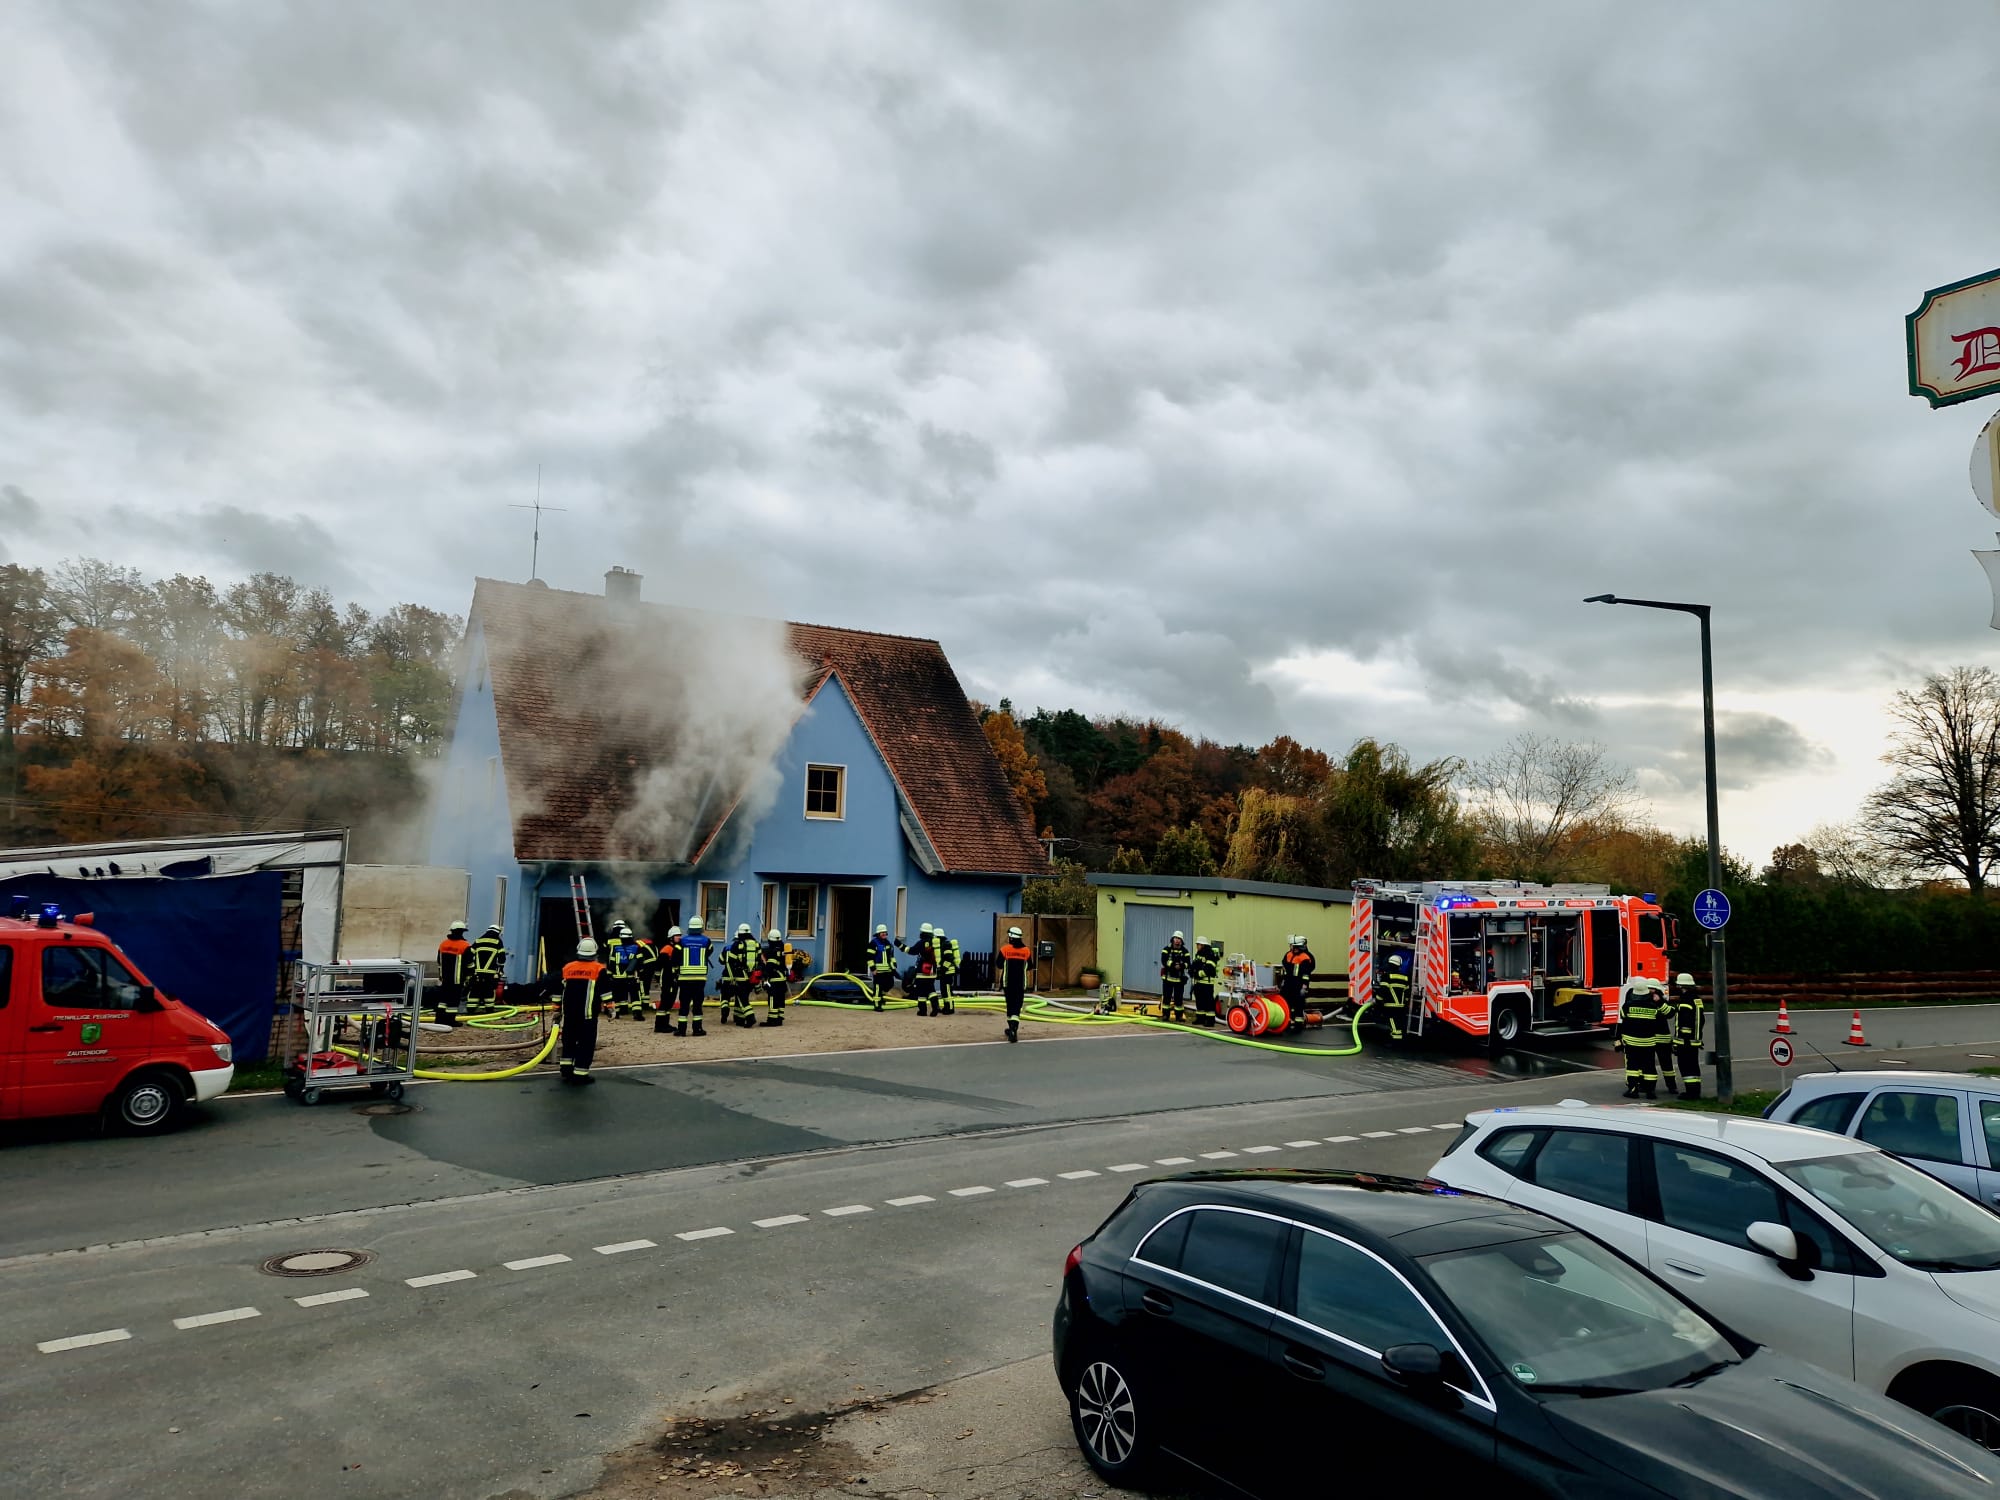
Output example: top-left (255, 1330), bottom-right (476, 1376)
top-left (875, 923), bottom-right (889, 935)
top-left (1008, 926), bottom-right (1024, 939)
top-left (689, 917), bottom-right (704, 931)
top-left (1171, 930), bottom-right (1184, 942)
top-left (920, 922), bottom-right (934, 935)
top-left (448, 920), bottom-right (467, 933)
top-left (667, 926), bottom-right (682, 939)
top-left (576, 938), bottom-right (599, 958)
top-left (1675, 972), bottom-right (1697, 987)
top-left (767, 927), bottom-right (782, 942)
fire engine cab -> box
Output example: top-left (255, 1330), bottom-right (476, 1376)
top-left (1348, 879), bottom-right (1675, 1050)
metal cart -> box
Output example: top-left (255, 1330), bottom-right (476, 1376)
top-left (285, 959), bottom-right (422, 1105)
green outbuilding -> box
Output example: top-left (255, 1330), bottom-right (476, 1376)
top-left (1089, 873), bottom-right (1352, 995)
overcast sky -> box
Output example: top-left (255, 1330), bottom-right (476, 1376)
top-left (4, 1), bottom-right (1997, 863)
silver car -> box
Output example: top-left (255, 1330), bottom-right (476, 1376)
top-left (1765, 1071), bottom-right (2000, 1207)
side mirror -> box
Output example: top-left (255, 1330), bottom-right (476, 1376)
top-left (1381, 1343), bottom-right (1445, 1383)
top-left (135, 984), bottom-right (161, 1012)
top-left (1746, 1220), bottom-right (1809, 1278)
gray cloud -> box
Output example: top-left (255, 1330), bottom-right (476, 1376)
top-left (1, 1), bottom-right (1993, 857)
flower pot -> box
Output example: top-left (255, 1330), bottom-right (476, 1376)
top-left (1081, 974), bottom-right (1101, 991)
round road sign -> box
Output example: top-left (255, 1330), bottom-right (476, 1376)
top-left (1769, 1036), bottom-right (1794, 1067)
top-left (1693, 889), bottom-right (1731, 931)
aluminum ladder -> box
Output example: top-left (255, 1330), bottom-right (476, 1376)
top-left (569, 874), bottom-right (592, 942)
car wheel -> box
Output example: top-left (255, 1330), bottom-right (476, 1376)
top-left (110, 1071), bottom-right (183, 1134)
top-left (1489, 1000), bottom-right (1527, 1054)
top-left (1068, 1349), bottom-right (1158, 1486)
top-left (1915, 1372), bottom-right (2000, 1452)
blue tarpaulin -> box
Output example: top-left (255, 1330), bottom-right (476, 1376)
top-left (0, 871), bottom-right (283, 1061)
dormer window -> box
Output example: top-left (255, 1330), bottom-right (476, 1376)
top-left (805, 764), bottom-right (845, 820)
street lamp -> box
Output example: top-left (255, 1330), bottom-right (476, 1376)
top-left (1584, 593), bottom-right (1734, 1103)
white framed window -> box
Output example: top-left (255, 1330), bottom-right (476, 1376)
top-left (700, 882), bottom-right (728, 935)
top-left (761, 883), bottom-right (779, 937)
top-left (895, 886), bottom-right (907, 941)
top-left (787, 884), bottom-right (819, 938)
top-left (493, 875), bottom-right (507, 930)
top-left (805, 764), bottom-right (846, 820)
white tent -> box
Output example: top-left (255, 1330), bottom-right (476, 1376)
top-left (0, 829), bottom-right (348, 963)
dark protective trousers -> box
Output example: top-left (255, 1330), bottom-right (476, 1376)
top-left (870, 965), bottom-right (897, 1008)
top-left (607, 976), bottom-right (639, 1018)
top-left (1191, 983), bottom-right (1216, 1022)
top-left (676, 978), bottom-right (707, 1021)
top-left (762, 979), bottom-right (788, 1021)
top-left (561, 991), bottom-right (599, 1077)
top-left (468, 973), bottom-right (500, 1004)
top-left (1675, 1044), bottom-right (1700, 1094)
top-left (1161, 979), bottom-right (1186, 1018)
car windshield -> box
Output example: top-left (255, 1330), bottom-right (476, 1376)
top-left (1778, 1152), bottom-right (2000, 1271)
top-left (1425, 1232), bottom-right (1738, 1394)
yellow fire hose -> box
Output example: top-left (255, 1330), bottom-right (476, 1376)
top-left (334, 1023), bottom-right (562, 1081)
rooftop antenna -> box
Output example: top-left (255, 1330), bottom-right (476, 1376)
top-left (508, 466), bottom-right (567, 582)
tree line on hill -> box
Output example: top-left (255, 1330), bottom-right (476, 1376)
top-left (0, 558), bottom-right (457, 849)
top-left (983, 666), bottom-right (2000, 977)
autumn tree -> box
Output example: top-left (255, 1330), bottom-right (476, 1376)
top-left (1250, 735), bottom-right (1334, 797)
top-left (1861, 666), bottom-right (2000, 894)
top-left (1321, 738), bottom-right (1473, 885)
top-left (24, 747), bottom-right (205, 842)
top-left (1152, 822), bottom-right (1219, 877)
top-left (979, 703), bottom-right (1047, 818)
top-left (30, 629), bottom-right (169, 742)
top-left (0, 564), bottom-right (58, 747)
top-left (1463, 733), bottom-right (1639, 881)
top-left (1225, 788), bottom-right (1329, 886)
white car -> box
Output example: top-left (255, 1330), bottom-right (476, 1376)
top-left (1430, 1102), bottom-right (2000, 1450)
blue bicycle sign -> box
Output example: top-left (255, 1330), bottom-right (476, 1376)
top-left (1693, 888), bottom-right (1731, 931)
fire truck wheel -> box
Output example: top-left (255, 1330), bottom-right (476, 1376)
top-left (1489, 1001), bottom-right (1527, 1055)
top-left (110, 1070), bottom-right (185, 1134)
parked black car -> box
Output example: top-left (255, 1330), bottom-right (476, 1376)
top-left (1053, 1171), bottom-right (2000, 1498)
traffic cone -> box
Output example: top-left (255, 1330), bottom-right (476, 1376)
top-left (1843, 1009), bottom-right (1868, 1048)
top-left (1771, 998), bottom-right (1792, 1035)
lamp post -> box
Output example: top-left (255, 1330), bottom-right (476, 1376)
top-left (1583, 594), bottom-right (1734, 1103)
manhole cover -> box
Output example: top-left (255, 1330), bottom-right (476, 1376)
top-left (260, 1249), bottom-right (374, 1278)
top-left (352, 1101), bottom-right (418, 1116)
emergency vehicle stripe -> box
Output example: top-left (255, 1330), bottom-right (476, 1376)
top-left (1422, 909), bottom-right (1449, 1014)
top-left (1349, 896), bottom-right (1372, 1004)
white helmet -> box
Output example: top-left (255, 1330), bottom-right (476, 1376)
top-left (1195, 935), bottom-right (1208, 947)
top-left (737, 923), bottom-right (752, 936)
top-left (875, 923), bottom-right (888, 935)
top-left (1675, 972), bottom-right (1697, 987)
top-left (449, 920), bottom-right (467, 933)
top-left (689, 917), bottom-right (704, 931)
top-left (576, 938), bottom-right (599, 958)
top-left (919, 922), bottom-right (934, 935)
top-left (933, 928), bottom-right (946, 940)
top-left (767, 927), bottom-right (782, 942)
top-left (667, 926), bottom-right (682, 939)
top-left (1007, 925), bottom-right (1024, 939)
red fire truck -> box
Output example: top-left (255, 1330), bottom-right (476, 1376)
top-left (1347, 879), bottom-right (1676, 1050)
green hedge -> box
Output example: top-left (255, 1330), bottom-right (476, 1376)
top-left (1662, 876), bottom-right (2000, 975)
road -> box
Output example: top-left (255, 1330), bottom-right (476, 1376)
top-left (6, 1005), bottom-right (2000, 1499)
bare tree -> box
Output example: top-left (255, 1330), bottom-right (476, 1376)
top-left (1802, 819), bottom-right (1902, 889)
top-left (0, 564), bottom-right (59, 748)
top-left (1861, 666), bottom-right (2000, 895)
top-left (1463, 733), bottom-right (1640, 880)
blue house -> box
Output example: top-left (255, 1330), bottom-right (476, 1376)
top-left (428, 573), bottom-right (1047, 980)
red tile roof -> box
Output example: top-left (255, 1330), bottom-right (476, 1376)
top-left (467, 579), bottom-right (1047, 876)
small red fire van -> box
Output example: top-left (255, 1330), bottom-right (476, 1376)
top-left (0, 902), bottom-right (235, 1133)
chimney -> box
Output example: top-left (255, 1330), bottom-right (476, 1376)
top-left (604, 566), bottom-right (642, 606)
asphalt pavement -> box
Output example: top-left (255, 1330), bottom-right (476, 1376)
top-left (8, 1004), bottom-right (2000, 1499)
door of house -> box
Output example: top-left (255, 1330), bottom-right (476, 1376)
top-left (1121, 903), bottom-right (1193, 996)
top-left (828, 886), bottom-right (872, 974)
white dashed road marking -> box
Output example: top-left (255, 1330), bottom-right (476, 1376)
top-left (293, 1288), bottom-right (369, 1308)
top-left (174, 1307), bottom-right (259, 1330)
top-left (1058, 1170), bottom-right (1101, 1180)
top-left (1435, 1123), bottom-right (1461, 1130)
top-left (1242, 1145), bottom-right (1281, 1154)
top-left (1005, 1178), bottom-right (1048, 1188)
top-left (1397, 1127), bottom-right (1433, 1135)
top-left (1325, 1135), bottom-right (1358, 1144)
top-left (1285, 1141), bottom-right (1321, 1149)
top-left (38, 1329), bottom-right (131, 1354)
top-left (822, 1205), bottom-right (873, 1217)
top-left (503, 1254), bottom-right (572, 1270)
top-left (594, 1240), bottom-right (656, 1255)
top-left (1199, 1151), bottom-right (1238, 1160)
top-left (754, 1215), bottom-right (810, 1228)
top-left (948, 1186), bottom-right (994, 1197)
top-left (407, 1270), bottom-right (476, 1288)
top-left (1108, 1163), bottom-right (1149, 1173)
top-left (1155, 1157), bottom-right (1193, 1166)
top-left (676, 1227), bottom-right (734, 1241)
top-left (1362, 1131), bottom-right (1396, 1139)
top-left (885, 1195), bottom-right (934, 1207)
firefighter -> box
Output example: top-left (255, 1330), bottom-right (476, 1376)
top-left (1189, 937), bottom-right (1220, 1027)
top-left (1618, 979), bottom-right (1665, 1100)
top-left (867, 923), bottom-right (898, 1010)
top-left (675, 917), bottom-right (713, 1037)
top-left (718, 923), bottom-right (753, 1027)
top-left (634, 928), bottom-right (661, 1019)
top-left (435, 920), bottom-right (471, 1026)
top-left (899, 922), bottom-right (938, 1016)
top-left (1158, 931), bottom-right (1191, 1022)
top-left (653, 926), bottom-right (683, 1033)
top-left (1671, 972), bottom-right (1705, 1100)
top-left (558, 937), bottom-right (606, 1085)
top-left (933, 927), bottom-right (960, 1015)
top-left (1376, 948), bottom-right (1410, 1041)
top-left (757, 928), bottom-right (790, 1026)
top-left (1274, 934), bottom-right (1311, 1014)
top-left (604, 921), bottom-right (643, 1020)
top-left (997, 925), bottom-right (1035, 1042)
top-left (467, 924), bottom-right (507, 1012)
